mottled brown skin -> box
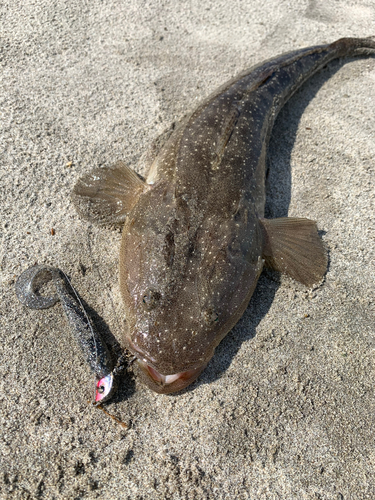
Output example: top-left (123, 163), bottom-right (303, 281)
top-left (73, 37), bottom-right (375, 393)
top-left (120, 180), bottom-right (264, 392)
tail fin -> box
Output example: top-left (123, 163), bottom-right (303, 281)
top-left (330, 37), bottom-right (375, 57)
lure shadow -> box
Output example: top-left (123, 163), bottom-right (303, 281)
top-left (77, 296), bottom-right (137, 400)
top-left (173, 57), bottom-right (358, 394)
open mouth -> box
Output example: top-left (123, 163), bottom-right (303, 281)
top-left (146, 365), bottom-right (182, 384)
top-left (136, 359), bottom-right (204, 389)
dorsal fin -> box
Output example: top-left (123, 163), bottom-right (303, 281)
top-left (72, 161), bottom-right (146, 227)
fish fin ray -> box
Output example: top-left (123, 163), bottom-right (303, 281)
top-left (260, 217), bottom-right (327, 287)
top-left (72, 161), bottom-right (146, 226)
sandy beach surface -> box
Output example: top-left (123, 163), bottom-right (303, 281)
top-left (1, 1), bottom-right (375, 498)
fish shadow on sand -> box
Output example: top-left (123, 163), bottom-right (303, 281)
top-left (174, 57), bottom-right (355, 394)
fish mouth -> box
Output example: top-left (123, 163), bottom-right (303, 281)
top-left (136, 359), bottom-right (206, 394)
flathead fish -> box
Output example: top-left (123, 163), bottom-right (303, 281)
top-left (72, 37), bottom-right (375, 393)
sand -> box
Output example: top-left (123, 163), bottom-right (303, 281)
top-left (1, 0), bottom-right (375, 498)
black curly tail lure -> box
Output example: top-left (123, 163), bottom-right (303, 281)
top-left (15, 265), bottom-right (117, 404)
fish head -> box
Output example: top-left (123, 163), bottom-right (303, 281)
top-left (120, 181), bottom-right (264, 393)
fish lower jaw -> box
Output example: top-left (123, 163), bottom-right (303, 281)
top-left (136, 358), bottom-right (204, 391)
top-left (146, 365), bottom-right (183, 384)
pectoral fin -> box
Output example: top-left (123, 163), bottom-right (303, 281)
top-left (72, 161), bottom-right (146, 226)
top-left (259, 217), bottom-right (327, 287)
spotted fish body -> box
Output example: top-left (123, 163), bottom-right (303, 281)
top-left (72, 37), bottom-right (375, 393)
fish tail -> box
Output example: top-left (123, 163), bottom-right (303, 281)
top-left (330, 37), bottom-right (375, 56)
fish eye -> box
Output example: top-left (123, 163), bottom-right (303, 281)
top-left (97, 385), bottom-right (105, 394)
top-left (142, 289), bottom-right (161, 311)
top-left (203, 309), bottom-right (219, 325)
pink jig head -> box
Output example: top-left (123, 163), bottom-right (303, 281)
top-left (94, 373), bottom-right (116, 405)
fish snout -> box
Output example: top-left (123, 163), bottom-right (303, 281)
top-left (125, 333), bottom-right (211, 393)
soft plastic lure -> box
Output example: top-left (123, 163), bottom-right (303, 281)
top-left (15, 265), bottom-right (117, 404)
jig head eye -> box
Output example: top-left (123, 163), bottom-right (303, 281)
top-left (94, 373), bottom-right (116, 405)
